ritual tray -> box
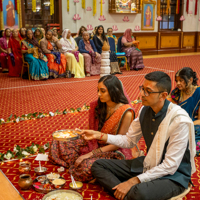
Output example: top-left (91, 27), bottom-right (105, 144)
top-left (33, 176), bottom-right (53, 194)
top-left (52, 129), bottom-right (81, 141)
top-left (42, 189), bottom-right (83, 200)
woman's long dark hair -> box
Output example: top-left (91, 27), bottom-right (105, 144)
top-left (96, 25), bottom-right (107, 42)
top-left (176, 67), bottom-right (198, 86)
top-left (95, 75), bottom-right (129, 131)
top-left (78, 26), bottom-right (87, 36)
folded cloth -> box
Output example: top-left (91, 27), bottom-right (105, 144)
top-left (69, 50), bottom-right (79, 62)
top-left (51, 51), bottom-right (61, 64)
top-left (9, 53), bottom-right (15, 66)
top-left (89, 51), bottom-right (96, 64)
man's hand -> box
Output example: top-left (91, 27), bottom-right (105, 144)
top-left (74, 152), bottom-right (93, 167)
top-left (112, 177), bottom-right (140, 200)
top-left (81, 130), bottom-right (101, 140)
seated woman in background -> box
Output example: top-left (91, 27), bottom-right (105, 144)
top-left (74, 26), bottom-right (87, 46)
top-left (19, 28), bottom-right (26, 39)
top-left (106, 27), bottom-right (117, 50)
top-left (52, 27), bottom-right (61, 39)
top-left (171, 67), bottom-right (200, 156)
top-left (21, 29), bottom-right (49, 80)
top-left (0, 28), bottom-right (11, 73)
top-left (41, 28), bottom-right (45, 38)
top-left (7, 29), bottom-right (23, 77)
top-left (79, 31), bottom-right (101, 77)
top-left (60, 29), bottom-right (85, 78)
top-left (121, 29), bottom-right (144, 70)
top-left (40, 30), bottom-right (67, 78)
top-left (90, 26), bottom-right (98, 39)
top-left (93, 25), bottom-right (121, 74)
top-left (49, 75), bottom-right (134, 182)
top-left (34, 28), bottom-right (44, 42)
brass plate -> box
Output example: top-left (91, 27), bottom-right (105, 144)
top-left (52, 129), bottom-right (81, 141)
top-left (42, 189), bottom-right (83, 200)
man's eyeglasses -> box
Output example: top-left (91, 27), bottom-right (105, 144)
top-left (139, 86), bottom-right (164, 97)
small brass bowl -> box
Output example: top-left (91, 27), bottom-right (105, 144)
top-left (46, 173), bottom-right (60, 183)
top-left (52, 177), bottom-right (66, 189)
top-left (69, 181), bottom-right (83, 190)
top-left (34, 167), bottom-right (47, 176)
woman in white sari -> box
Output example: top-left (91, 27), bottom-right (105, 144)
top-left (60, 29), bottom-right (85, 78)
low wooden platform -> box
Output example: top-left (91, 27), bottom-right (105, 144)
top-left (0, 170), bottom-right (24, 200)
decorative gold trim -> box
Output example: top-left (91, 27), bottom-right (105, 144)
top-left (141, 1), bottom-right (156, 31)
top-left (158, 32), bottom-right (160, 49)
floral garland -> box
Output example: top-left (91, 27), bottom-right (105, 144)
top-left (0, 100), bottom-right (142, 126)
top-left (0, 142), bottom-right (49, 163)
top-left (67, 0), bottom-right (69, 12)
top-left (82, 0), bottom-right (85, 9)
top-left (93, 0), bottom-right (96, 16)
top-left (0, 104), bottom-right (90, 126)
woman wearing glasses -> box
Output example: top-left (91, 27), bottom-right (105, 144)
top-left (171, 67), bottom-right (200, 156)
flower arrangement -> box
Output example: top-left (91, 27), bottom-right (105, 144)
top-left (0, 142), bottom-right (49, 162)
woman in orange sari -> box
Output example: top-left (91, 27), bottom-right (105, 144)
top-left (40, 30), bottom-right (67, 78)
top-left (49, 75), bottom-right (135, 182)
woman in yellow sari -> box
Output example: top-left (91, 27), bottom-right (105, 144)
top-left (60, 29), bottom-right (85, 78)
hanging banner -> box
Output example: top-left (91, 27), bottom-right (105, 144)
top-left (176, 0), bottom-right (180, 14)
top-left (188, 0), bottom-right (194, 14)
top-left (100, 0), bottom-right (102, 16)
top-left (50, 0), bottom-right (54, 15)
top-left (195, 0), bottom-right (198, 15)
top-left (93, 0), bottom-right (96, 16)
top-left (157, 0), bottom-right (160, 16)
top-left (82, 0), bottom-right (85, 9)
top-left (32, 0), bottom-right (36, 12)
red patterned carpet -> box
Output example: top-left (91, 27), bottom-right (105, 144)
top-left (1, 55), bottom-right (200, 200)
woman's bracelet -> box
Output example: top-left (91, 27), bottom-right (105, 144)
top-left (92, 148), bottom-right (102, 155)
top-left (99, 132), bottom-right (104, 140)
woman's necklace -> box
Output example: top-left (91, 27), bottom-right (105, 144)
top-left (107, 104), bottom-right (118, 117)
top-left (180, 85), bottom-right (195, 102)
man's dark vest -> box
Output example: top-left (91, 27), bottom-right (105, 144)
top-left (131, 106), bottom-right (191, 188)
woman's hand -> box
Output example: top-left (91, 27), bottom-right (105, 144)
top-left (39, 53), bottom-right (44, 59)
top-left (74, 152), bottom-right (93, 167)
top-left (52, 36), bottom-right (58, 42)
top-left (81, 130), bottom-right (101, 140)
top-left (95, 52), bottom-right (98, 58)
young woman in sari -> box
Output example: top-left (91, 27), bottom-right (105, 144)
top-left (0, 28), bottom-right (11, 73)
top-left (171, 67), bottom-right (200, 156)
top-left (19, 28), bottom-right (26, 39)
top-left (74, 26), bottom-right (87, 46)
top-left (34, 28), bottom-right (44, 42)
top-left (41, 28), bottom-right (45, 38)
top-left (60, 29), bottom-right (85, 78)
top-left (40, 30), bottom-right (67, 78)
top-left (121, 29), bottom-right (145, 70)
top-left (106, 27), bottom-right (117, 51)
top-left (21, 29), bottom-right (49, 80)
top-left (93, 25), bottom-right (121, 74)
top-left (49, 75), bottom-right (134, 182)
top-left (0, 30), bottom-right (5, 38)
top-left (7, 29), bottom-right (23, 77)
top-left (79, 31), bottom-right (101, 77)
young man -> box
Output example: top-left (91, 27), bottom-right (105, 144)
top-left (81, 71), bottom-right (196, 200)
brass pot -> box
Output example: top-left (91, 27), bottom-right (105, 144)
top-left (19, 161), bottom-right (31, 174)
top-left (18, 174), bottom-right (33, 190)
